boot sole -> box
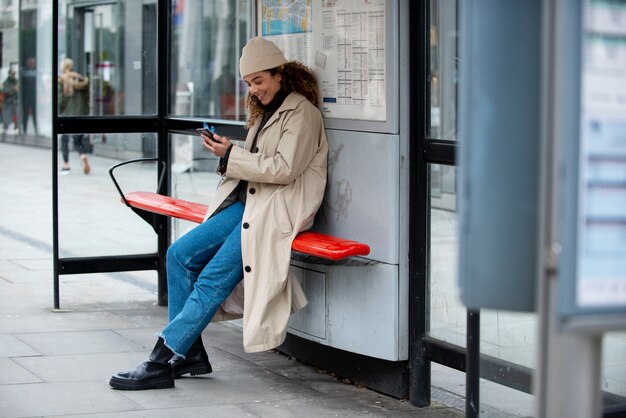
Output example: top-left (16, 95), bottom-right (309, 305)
top-left (172, 363), bottom-right (213, 379)
top-left (109, 376), bottom-right (174, 390)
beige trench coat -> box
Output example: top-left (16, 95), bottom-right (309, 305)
top-left (204, 92), bottom-right (328, 353)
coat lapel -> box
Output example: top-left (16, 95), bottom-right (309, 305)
top-left (245, 123), bottom-right (261, 151)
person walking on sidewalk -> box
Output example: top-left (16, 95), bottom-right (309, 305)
top-left (58, 58), bottom-right (91, 174)
top-left (2, 69), bottom-right (18, 138)
top-left (21, 57), bottom-right (38, 136)
top-left (109, 36), bottom-right (328, 390)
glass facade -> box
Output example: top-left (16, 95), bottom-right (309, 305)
top-left (0, 1), bottom-right (51, 141)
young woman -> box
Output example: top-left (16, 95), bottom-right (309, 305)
top-left (109, 37), bottom-right (328, 390)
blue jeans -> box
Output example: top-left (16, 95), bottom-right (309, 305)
top-left (160, 202), bottom-right (244, 357)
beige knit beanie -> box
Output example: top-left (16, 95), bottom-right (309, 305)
top-left (239, 37), bottom-right (288, 78)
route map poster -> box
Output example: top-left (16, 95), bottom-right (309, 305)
top-left (258, 0), bottom-right (387, 121)
top-left (259, 0), bottom-right (313, 65)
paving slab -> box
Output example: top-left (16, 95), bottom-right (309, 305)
top-left (0, 310), bottom-right (141, 334)
top-left (0, 268), bottom-right (55, 284)
top-left (15, 329), bottom-right (144, 356)
top-left (0, 381), bottom-right (144, 417)
top-left (58, 404), bottom-right (260, 418)
top-left (9, 257), bottom-right (52, 271)
top-left (109, 308), bottom-right (168, 330)
top-left (0, 358), bottom-right (42, 385)
top-left (0, 260), bottom-right (32, 273)
top-left (14, 352), bottom-right (148, 383)
top-left (0, 334), bottom-right (41, 358)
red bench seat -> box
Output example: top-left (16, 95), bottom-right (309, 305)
top-left (124, 191), bottom-right (370, 261)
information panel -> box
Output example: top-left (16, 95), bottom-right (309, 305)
top-left (257, 0), bottom-right (387, 122)
top-left (576, 1), bottom-right (626, 309)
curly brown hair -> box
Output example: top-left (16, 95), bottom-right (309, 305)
top-left (244, 61), bottom-right (320, 128)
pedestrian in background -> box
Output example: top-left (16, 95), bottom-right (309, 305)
top-left (58, 58), bottom-right (91, 174)
top-left (2, 69), bottom-right (18, 138)
top-left (21, 57), bottom-right (38, 136)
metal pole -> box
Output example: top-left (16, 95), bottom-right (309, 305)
top-left (156, 0), bottom-right (171, 307)
top-left (466, 309), bottom-right (480, 418)
top-left (407, 0), bottom-right (431, 407)
top-left (52, 0), bottom-right (60, 310)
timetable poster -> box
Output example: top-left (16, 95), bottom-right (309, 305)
top-left (577, 1), bottom-right (626, 308)
top-left (258, 0), bottom-right (388, 121)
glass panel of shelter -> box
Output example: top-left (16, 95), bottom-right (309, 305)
top-left (56, 2), bottom-right (160, 261)
top-left (58, 1), bottom-right (158, 117)
top-left (57, 132), bottom-right (158, 257)
top-left (168, 0), bottom-right (251, 238)
top-left (428, 0), bottom-right (458, 141)
top-left (169, 0), bottom-right (249, 120)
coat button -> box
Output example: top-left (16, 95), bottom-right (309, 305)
top-left (245, 266), bottom-right (251, 273)
top-left (243, 222), bottom-right (249, 229)
top-left (249, 188), bottom-right (256, 194)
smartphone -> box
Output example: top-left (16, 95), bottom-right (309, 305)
top-left (196, 123), bottom-right (218, 142)
top-left (196, 127), bottom-right (216, 141)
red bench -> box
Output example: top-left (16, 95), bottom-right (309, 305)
top-left (123, 191), bottom-right (370, 261)
top-left (109, 158), bottom-right (370, 263)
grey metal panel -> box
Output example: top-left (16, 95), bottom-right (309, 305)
top-left (314, 130), bottom-right (400, 265)
top-left (457, 0), bottom-right (542, 312)
top-left (288, 267), bottom-right (326, 340)
top-left (325, 263), bottom-right (401, 361)
top-left (287, 262), bottom-right (405, 361)
top-left (395, 0), bottom-right (411, 361)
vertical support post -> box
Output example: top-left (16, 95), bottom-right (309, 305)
top-left (155, 0), bottom-right (171, 306)
top-left (466, 309), bottom-right (480, 417)
top-left (539, 295), bottom-right (603, 418)
top-left (408, 0), bottom-right (431, 408)
top-left (52, 0), bottom-right (60, 310)
top-left (157, 222), bottom-right (168, 306)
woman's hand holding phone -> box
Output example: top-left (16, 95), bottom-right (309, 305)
top-left (197, 126), bottom-right (230, 158)
top-left (196, 127), bottom-right (216, 141)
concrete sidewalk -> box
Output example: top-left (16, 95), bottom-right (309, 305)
top-left (0, 142), bottom-right (465, 417)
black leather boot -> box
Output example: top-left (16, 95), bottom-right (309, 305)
top-left (171, 336), bottom-right (213, 378)
top-left (109, 337), bottom-right (175, 390)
